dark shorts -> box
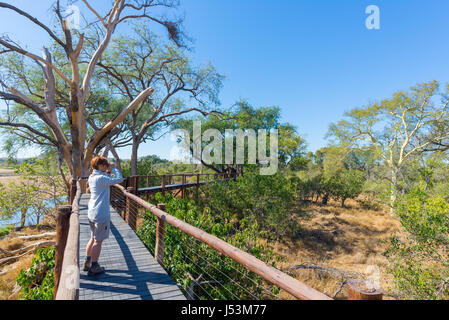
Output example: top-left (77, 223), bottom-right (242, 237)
top-left (89, 220), bottom-right (110, 241)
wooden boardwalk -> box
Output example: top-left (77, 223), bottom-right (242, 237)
top-left (136, 181), bottom-right (206, 196)
top-left (78, 194), bottom-right (186, 300)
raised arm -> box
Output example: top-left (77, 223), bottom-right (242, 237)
top-left (99, 167), bottom-right (124, 187)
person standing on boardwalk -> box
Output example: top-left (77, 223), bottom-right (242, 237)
top-left (84, 156), bottom-right (124, 276)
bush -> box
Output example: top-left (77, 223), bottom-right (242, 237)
top-left (384, 187), bottom-right (449, 299)
top-left (198, 167), bottom-right (299, 239)
top-left (0, 225), bottom-right (14, 239)
top-left (325, 169), bottom-right (365, 207)
top-left (136, 193), bottom-right (279, 299)
top-left (15, 247), bottom-right (55, 300)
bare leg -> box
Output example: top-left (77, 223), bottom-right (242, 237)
top-left (86, 237), bottom-right (94, 257)
top-left (91, 240), bottom-right (103, 263)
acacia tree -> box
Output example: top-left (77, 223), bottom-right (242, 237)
top-left (88, 24), bottom-right (223, 175)
top-left (328, 81), bottom-right (449, 213)
top-left (172, 101), bottom-right (306, 175)
top-left (0, 0), bottom-right (184, 189)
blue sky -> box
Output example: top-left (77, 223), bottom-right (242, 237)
top-left (1, 0), bottom-right (449, 160)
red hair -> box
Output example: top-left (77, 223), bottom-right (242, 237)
top-left (91, 156), bottom-right (109, 170)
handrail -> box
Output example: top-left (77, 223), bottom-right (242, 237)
top-left (55, 181), bottom-right (81, 300)
top-left (115, 184), bottom-right (332, 300)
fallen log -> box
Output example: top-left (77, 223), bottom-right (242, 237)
top-left (16, 232), bottom-right (56, 240)
top-left (289, 263), bottom-right (363, 280)
top-left (0, 241), bottom-right (55, 266)
top-left (0, 251), bottom-right (31, 266)
top-left (0, 240), bottom-right (55, 257)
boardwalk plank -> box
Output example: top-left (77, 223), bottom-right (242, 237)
top-left (78, 194), bottom-right (186, 301)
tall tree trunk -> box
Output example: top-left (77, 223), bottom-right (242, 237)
top-left (390, 168), bottom-right (397, 215)
top-left (131, 138), bottom-right (139, 176)
top-left (20, 210), bottom-right (26, 228)
top-left (108, 142), bottom-right (122, 172)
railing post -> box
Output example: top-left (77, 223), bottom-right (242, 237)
top-left (196, 174), bottom-right (200, 201)
top-left (347, 279), bottom-right (383, 300)
top-left (155, 204), bottom-right (166, 267)
top-left (182, 174), bottom-right (186, 199)
top-left (134, 176), bottom-right (139, 194)
top-left (54, 205), bottom-right (72, 298)
top-left (146, 175), bottom-right (150, 201)
top-left (162, 175), bottom-right (166, 197)
top-left (69, 179), bottom-right (77, 205)
top-left (126, 187), bottom-right (137, 230)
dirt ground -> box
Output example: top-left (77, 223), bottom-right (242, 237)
top-left (0, 168), bottom-right (14, 176)
top-left (0, 168), bottom-right (16, 184)
top-left (267, 198), bottom-right (402, 300)
top-left (0, 221), bottom-right (55, 300)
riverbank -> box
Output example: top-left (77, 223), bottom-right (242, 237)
top-left (0, 218), bottom-right (56, 299)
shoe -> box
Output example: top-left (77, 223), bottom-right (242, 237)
top-left (88, 264), bottom-right (105, 276)
top-left (83, 259), bottom-right (91, 272)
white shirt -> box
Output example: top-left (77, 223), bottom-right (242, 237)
top-left (87, 168), bottom-right (124, 224)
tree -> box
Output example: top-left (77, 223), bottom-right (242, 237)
top-left (0, 0), bottom-right (185, 190)
top-left (325, 169), bottom-right (365, 207)
top-left (89, 24), bottom-right (223, 175)
top-left (0, 156), bottom-right (65, 227)
top-left (384, 187), bottom-right (449, 299)
top-left (328, 81), bottom-right (449, 213)
top-left (172, 101), bottom-right (306, 175)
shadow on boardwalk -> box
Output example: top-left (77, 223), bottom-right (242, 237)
top-left (78, 194), bottom-right (186, 300)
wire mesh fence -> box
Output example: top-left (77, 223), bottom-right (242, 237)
top-left (109, 180), bottom-right (311, 300)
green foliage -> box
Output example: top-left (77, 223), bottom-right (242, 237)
top-left (384, 187), bottom-right (449, 299)
top-left (324, 169), bottom-right (366, 207)
top-left (328, 81), bottom-right (449, 210)
top-left (172, 100), bottom-right (307, 173)
top-left (395, 187), bottom-right (449, 242)
top-left (0, 180), bottom-right (39, 227)
top-left (121, 155), bottom-right (169, 177)
top-left (0, 225), bottom-right (14, 238)
top-left (15, 247), bottom-right (55, 300)
top-left (0, 157), bottom-right (65, 227)
top-left (294, 147), bottom-right (375, 205)
top-left (198, 167), bottom-right (299, 239)
top-left (137, 193), bottom-right (279, 299)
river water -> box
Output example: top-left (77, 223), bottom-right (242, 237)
top-left (0, 196), bottom-right (67, 228)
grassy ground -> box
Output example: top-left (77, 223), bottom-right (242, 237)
top-left (267, 198), bottom-right (402, 300)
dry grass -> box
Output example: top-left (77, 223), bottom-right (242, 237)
top-left (0, 168), bottom-right (14, 176)
top-left (268, 198), bottom-right (402, 300)
top-left (0, 168), bottom-right (17, 186)
top-left (0, 220), bottom-right (56, 300)
top-left (0, 254), bottom-right (34, 300)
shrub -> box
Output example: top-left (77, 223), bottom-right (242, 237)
top-left (15, 246), bottom-right (55, 300)
top-left (384, 187), bottom-right (449, 299)
top-left (325, 169), bottom-right (365, 207)
top-left (0, 225), bottom-right (14, 239)
top-left (198, 167), bottom-right (299, 239)
top-left (136, 193), bottom-right (279, 299)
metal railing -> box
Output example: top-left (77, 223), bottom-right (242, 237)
top-left (110, 182), bottom-right (332, 300)
top-left (54, 172), bottom-right (382, 300)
